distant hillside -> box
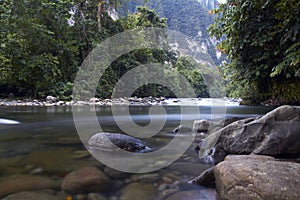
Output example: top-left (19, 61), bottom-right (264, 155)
top-left (119, 0), bottom-right (225, 65)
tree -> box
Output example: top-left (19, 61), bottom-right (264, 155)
top-left (0, 0), bottom-right (78, 97)
top-left (208, 0), bottom-right (300, 104)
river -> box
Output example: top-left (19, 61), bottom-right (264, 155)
top-left (0, 104), bottom-right (274, 199)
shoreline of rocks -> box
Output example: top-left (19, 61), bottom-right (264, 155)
top-left (0, 96), bottom-right (241, 107)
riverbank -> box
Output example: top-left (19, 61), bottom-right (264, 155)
top-left (0, 96), bottom-right (241, 107)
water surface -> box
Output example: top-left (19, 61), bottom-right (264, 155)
top-left (0, 105), bottom-right (274, 199)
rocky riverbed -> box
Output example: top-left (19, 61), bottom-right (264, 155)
top-left (1, 103), bottom-right (299, 199)
top-left (0, 96), bottom-right (241, 107)
top-left (0, 140), bottom-right (216, 200)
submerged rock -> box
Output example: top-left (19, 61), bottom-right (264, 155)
top-left (214, 155), bottom-right (300, 200)
top-left (189, 167), bottom-right (215, 187)
top-left (199, 105), bottom-right (300, 164)
top-left (88, 132), bottom-right (152, 153)
top-left (0, 175), bottom-right (60, 198)
top-left (2, 191), bottom-right (65, 200)
top-left (165, 189), bottom-right (216, 200)
top-left (120, 182), bottom-right (157, 200)
top-left (61, 166), bottom-right (111, 194)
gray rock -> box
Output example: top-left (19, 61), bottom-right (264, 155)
top-left (168, 162), bottom-right (212, 177)
top-left (214, 155), bottom-right (300, 200)
top-left (89, 98), bottom-right (100, 103)
top-left (193, 117), bottom-right (247, 133)
top-left (61, 166), bottom-right (111, 194)
top-left (120, 182), bottom-right (157, 200)
top-left (46, 96), bottom-right (57, 103)
top-left (172, 125), bottom-right (192, 133)
top-left (199, 105), bottom-right (300, 164)
top-left (103, 166), bottom-right (126, 178)
top-left (0, 175), bottom-right (60, 198)
top-left (189, 167), bottom-right (215, 187)
top-left (88, 132), bottom-right (152, 153)
top-left (193, 120), bottom-right (221, 133)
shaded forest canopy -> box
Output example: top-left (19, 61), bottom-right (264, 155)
top-left (0, 0), bottom-right (219, 100)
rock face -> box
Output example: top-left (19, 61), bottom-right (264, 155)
top-left (88, 132), bottom-right (152, 153)
top-left (199, 105), bottom-right (300, 164)
top-left (214, 155), bottom-right (300, 200)
top-left (61, 166), bottom-right (111, 194)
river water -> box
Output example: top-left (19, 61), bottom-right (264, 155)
top-left (0, 104), bottom-right (274, 199)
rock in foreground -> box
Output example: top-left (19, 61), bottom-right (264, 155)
top-left (214, 155), bottom-right (300, 200)
top-left (199, 105), bottom-right (300, 164)
top-left (61, 166), bottom-right (111, 194)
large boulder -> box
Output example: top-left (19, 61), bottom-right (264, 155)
top-left (199, 105), bottom-right (300, 164)
top-left (214, 155), bottom-right (300, 200)
top-left (61, 166), bottom-right (111, 194)
top-left (88, 132), bottom-right (152, 153)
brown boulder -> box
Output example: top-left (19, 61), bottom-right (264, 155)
top-left (61, 166), bottom-right (111, 194)
top-left (214, 155), bottom-right (300, 200)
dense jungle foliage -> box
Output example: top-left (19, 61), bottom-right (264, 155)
top-left (0, 0), bottom-right (215, 100)
top-left (1, 0), bottom-right (299, 105)
top-left (208, 0), bottom-right (300, 105)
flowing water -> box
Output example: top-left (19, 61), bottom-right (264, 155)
top-left (0, 104), bottom-right (274, 199)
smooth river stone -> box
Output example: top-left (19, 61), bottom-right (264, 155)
top-left (88, 132), bottom-right (152, 153)
top-left (120, 182), bottom-right (157, 200)
top-left (61, 166), bottom-right (111, 194)
top-left (24, 148), bottom-right (101, 174)
top-left (0, 175), bottom-right (60, 198)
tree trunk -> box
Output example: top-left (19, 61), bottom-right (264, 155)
top-left (97, 0), bottom-right (103, 32)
